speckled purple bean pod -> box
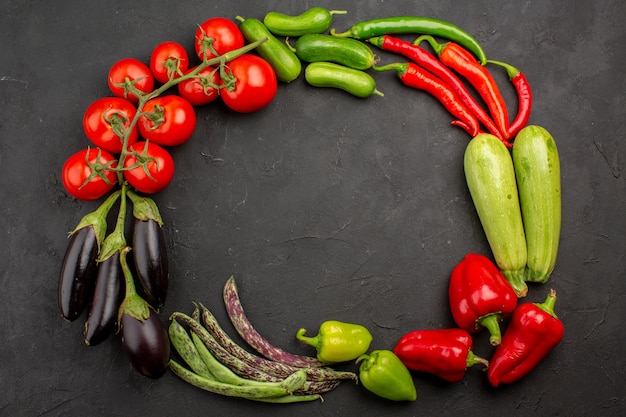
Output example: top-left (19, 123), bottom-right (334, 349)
top-left (223, 275), bottom-right (328, 368)
top-left (200, 303), bottom-right (357, 381)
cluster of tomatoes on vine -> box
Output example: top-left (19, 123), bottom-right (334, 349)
top-left (61, 17), bottom-right (278, 201)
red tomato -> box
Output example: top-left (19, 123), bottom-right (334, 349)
top-left (108, 58), bottom-right (155, 103)
top-left (83, 97), bottom-right (139, 154)
top-left (137, 95), bottom-right (197, 147)
top-left (123, 141), bottom-right (175, 194)
top-left (149, 41), bottom-right (190, 84)
top-left (195, 17), bottom-right (244, 61)
top-left (220, 54), bottom-right (278, 113)
top-left (177, 65), bottom-right (221, 106)
top-left (62, 148), bottom-right (118, 201)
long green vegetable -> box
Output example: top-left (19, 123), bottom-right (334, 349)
top-left (512, 125), bottom-right (561, 283)
top-left (464, 133), bottom-right (528, 297)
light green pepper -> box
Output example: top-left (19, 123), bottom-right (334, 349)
top-left (357, 350), bottom-right (417, 401)
top-left (296, 320), bottom-right (372, 362)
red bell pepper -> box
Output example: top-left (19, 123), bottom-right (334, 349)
top-left (449, 253), bottom-right (518, 346)
top-left (393, 328), bottom-right (488, 383)
top-left (487, 289), bottom-right (564, 387)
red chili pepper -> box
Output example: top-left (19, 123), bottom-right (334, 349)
top-left (417, 35), bottom-right (511, 143)
top-left (488, 289), bottom-right (564, 387)
top-left (394, 328), bottom-right (488, 383)
top-left (373, 62), bottom-right (480, 137)
top-left (449, 253), bottom-right (518, 346)
top-left (487, 60), bottom-right (532, 139)
top-left (369, 35), bottom-right (504, 140)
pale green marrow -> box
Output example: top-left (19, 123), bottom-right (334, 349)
top-left (512, 125), bottom-right (561, 283)
top-left (464, 133), bottom-right (528, 297)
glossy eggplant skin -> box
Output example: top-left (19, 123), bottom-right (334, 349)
top-left (120, 309), bottom-right (170, 378)
top-left (59, 226), bottom-right (98, 321)
top-left (84, 251), bottom-right (124, 346)
top-left (132, 219), bottom-right (168, 309)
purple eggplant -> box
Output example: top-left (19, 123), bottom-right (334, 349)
top-left (83, 251), bottom-right (124, 346)
top-left (120, 307), bottom-right (170, 378)
top-left (118, 245), bottom-right (170, 378)
top-left (132, 219), bottom-right (168, 309)
top-left (59, 191), bottom-right (121, 321)
top-left (59, 226), bottom-right (98, 321)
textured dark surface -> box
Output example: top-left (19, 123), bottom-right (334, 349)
top-left (1, 0), bottom-right (625, 416)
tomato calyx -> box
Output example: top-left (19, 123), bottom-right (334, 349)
top-left (196, 67), bottom-right (222, 93)
top-left (139, 104), bottom-right (166, 131)
top-left (113, 75), bottom-right (151, 103)
top-left (161, 56), bottom-right (186, 82)
top-left (219, 63), bottom-right (238, 92)
top-left (102, 109), bottom-right (131, 141)
top-left (81, 147), bottom-right (118, 189)
top-left (122, 141), bottom-right (161, 182)
top-left (196, 31), bottom-right (220, 62)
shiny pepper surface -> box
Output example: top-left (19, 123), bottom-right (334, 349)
top-left (296, 320), bottom-right (372, 362)
top-left (394, 328), bottom-right (488, 382)
top-left (488, 289), bottom-right (564, 387)
top-left (357, 350), bottom-right (417, 401)
top-left (449, 253), bottom-right (518, 345)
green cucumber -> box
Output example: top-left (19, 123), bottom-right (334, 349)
top-left (304, 62), bottom-right (382, 98)
top-left (293, 34), bottom-right (376, 70)
top-left (263, 7), bottom-right (347, 37)
top-left (236, 16), bottom-right (302, 83)
top-left (512, 125), bottom-right (561, 283)
top-left (464, 133), bottom-right (528, 297)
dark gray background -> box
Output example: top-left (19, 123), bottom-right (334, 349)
top-left (1, 0), bottom-right (624, 416)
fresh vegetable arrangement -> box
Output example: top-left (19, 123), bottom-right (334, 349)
top-left (57, 4), bottom-right (564, 406)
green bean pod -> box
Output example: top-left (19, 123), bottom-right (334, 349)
top-left (169, 359), bottom-right (293, 400)
top-left (168, 318), bottom-right (214, 379)
top-left (191, 331), bottom-right (310, 392)
top-left (198, 304), bottom-right (357, 381)
top-left (191, 332), bottom-right (259, 386)
top-left (263, 7), bottom-right (347, 37)
top-left (236, 16), bottom-right (302, 82)
top-left (293, 34), bottom-right (377, 70)
top-left (304, 62), bottom-right (383, 98)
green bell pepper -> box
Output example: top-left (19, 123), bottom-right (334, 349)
top-left (357, 349), bottom-right (417, 401)
top-left (296, 320), bottom-right (372, 362)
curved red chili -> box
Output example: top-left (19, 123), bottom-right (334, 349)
top-left (369, 35), bottom-right (503, 140)
top-left (417, 35), bottom-right (511, 143)
top-left (488, 60), bottom-right (532, 139)
top-left (373, 62), bottom-right (480, 137)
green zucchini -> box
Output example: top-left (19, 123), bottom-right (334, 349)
top-left (464, 133), bottom-right (528, 297)
top-left (512, 125), bottom-right (561, 283)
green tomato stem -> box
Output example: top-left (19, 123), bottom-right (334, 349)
top-left (113, 37), bottom-right (269, 186)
